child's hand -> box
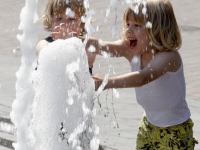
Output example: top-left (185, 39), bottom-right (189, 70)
top-left (92, 75), bottom-right (104, 91)
top-left (50, 23), bottom-right (78, 40)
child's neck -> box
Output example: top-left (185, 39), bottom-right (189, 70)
top-left (140, 50), bottom-right (159, 69)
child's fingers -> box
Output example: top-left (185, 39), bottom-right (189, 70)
top-left (50, 24), bottom-right (78, 40)
top-left (52, 26), bottom-right (60, 32)
top-left (60, 24), bottom-right (78, 38)
top-left (50, 32), bottom-right (61, 40)
top-left (92, 75), bottom-right (103, 91)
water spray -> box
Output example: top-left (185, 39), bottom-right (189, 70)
top-left (10, 0), bottom-right (38, 150)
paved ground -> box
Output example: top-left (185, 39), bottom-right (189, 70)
top-left (0, 0), bottom-right (199, 149)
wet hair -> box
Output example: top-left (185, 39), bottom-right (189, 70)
top-left (41, 0), bottom-right (86, 35)
top-left (121, 0), bottom-right (182, 51)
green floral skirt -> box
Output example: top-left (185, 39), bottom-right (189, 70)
top-left (136, 116), bottom-right (199, 150)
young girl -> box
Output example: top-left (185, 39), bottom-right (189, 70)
top-left (36, 0), bottom-right (95, 74)
top-left (79, 0), bottom-right (198, 149)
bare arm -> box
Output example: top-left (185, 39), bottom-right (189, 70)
top-left (93, 51), bottom-right (181, 90)
top-left (35, 40), bottom-right (49, 56)
top-left (79, 36), bottom-right (131, 59)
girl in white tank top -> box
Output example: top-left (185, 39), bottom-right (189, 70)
top-left (54, 0), bottom-right (198, 148)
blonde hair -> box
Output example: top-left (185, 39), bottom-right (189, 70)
top-left (122, 0), bottom-right (182, 51)
top-left (41, 0), bottom-right (86, 33)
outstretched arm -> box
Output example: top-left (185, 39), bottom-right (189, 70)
top-left (79, 36), bottom-right (131, 59)
top-left (50, 24), bottom-right (131, 59)
top-left (93, 51), bottom-right (181, 90)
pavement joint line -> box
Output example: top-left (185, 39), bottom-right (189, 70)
top-left (0, 104), bottom-right (11, 109)
top-left (0, 117), bottom-right (12, 125)
top-left (0, 137), bottom-right (14, 150)
top-left (180, 25), bottom-right (200, 32)
top-left (103, 145), bottom-right (118, 150)
top-left (0, 130), bottom-right (15, 136)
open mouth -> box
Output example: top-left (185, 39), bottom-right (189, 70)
top-left (129, 39), bottom-right (137, 48)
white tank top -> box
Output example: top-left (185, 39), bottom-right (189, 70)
top-left (130, 53), bottom-right (191, 127)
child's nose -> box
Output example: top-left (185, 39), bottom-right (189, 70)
top-left (126, 27), bottom-right (133, 33)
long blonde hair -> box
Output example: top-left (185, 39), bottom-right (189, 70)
top-left (41, 0), bottom-right (86, 34)
top-left (122, 0), bottom-right (182, 51)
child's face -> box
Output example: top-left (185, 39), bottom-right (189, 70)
top-left (125, 18), bottom-right (151, 55)
top-left (52, 10), bottom-right (81, 34)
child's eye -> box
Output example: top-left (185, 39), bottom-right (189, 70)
top-left (135, 24), bottom-right (140, 27)
top-left (69, 18), bottom-right (76, 20)
top-left (55, 17), bottom-right (62, 20)
top-left (126, 23), bottom-right (130, 27)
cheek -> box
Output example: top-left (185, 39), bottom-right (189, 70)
top-left (52, 21), bottom-right (60, 28)
top-left (144, 35), bottom-right (150, 45)
top-left (124, 29), bottom-right (129, 38)
top-left (71, 22), bottom-right (81, 31)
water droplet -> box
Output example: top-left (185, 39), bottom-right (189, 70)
top-left (98, 39), bottom-right (103, 44)
top-left (132, 55), bottom-right (139, 64)
top-left (146, 21), bottom-right (152, 28)
top-left (150, 74), bottom-right (153, 79)
top-left (113, 88), bottom-right (119, 98)
top-left (142, 7), bottom-right (147, 15)
top-left (96, 25), bottom-right (99, 32)
top-left (88, 45), bottom-right (96, 52)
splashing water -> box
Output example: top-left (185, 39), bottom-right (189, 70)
top-left (10, 0), bottom-right (38, 150)
top-left (9, 0), bottom-right (152, 149)
top-left (30, 38), bottom-right (99, 150)
top-left (66, 8), bottom-right (75, 18)
top-left (125, 0), bottom-right (147, 14)
top-left (10, 0), bottom-right (101, 149)
top-left (105, 0), bottom-right (119, 38)
top-left (0, 121), bottom-right (16, 134)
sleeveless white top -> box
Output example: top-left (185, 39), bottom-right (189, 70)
top-left (130, 53), bottom-right (191, 127)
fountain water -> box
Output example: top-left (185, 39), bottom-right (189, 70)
top-left (10, 0), bottom-right (38, 150)
top-left (10, 0), bottom-right (101, 149)
top-left (9, 0), bottom-right (148, 149)
top-left (30, 38), bottom-right (99, 150)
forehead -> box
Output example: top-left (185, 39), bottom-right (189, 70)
top-left (124, 7), bottom-right (145, 24)
top-left (53, 11), bottom-right (80, 20)
top-left (52, 1), bottom-right (84, 17)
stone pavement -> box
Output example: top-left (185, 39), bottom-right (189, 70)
top-left (0, 0), bottom-right (199, 149)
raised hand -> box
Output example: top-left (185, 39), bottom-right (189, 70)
top-left (50, 23), bottom-right (78, 41)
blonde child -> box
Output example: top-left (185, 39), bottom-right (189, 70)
top-left (79, 0), bottom-right (198, 149)
top-left (36, 0), bottom-right (95, 74)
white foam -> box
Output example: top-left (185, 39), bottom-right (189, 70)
top-left (10, 1), bottom-right (38, 150)
top-left (29, 38), bottom-right (99, 150)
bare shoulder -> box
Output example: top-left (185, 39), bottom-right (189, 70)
top-left (154, 50), bottom-right (181, 72)
top-left (35, 40), bottom-right (49, 56)
top-left (140, 50), bottom-right (182, 83)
